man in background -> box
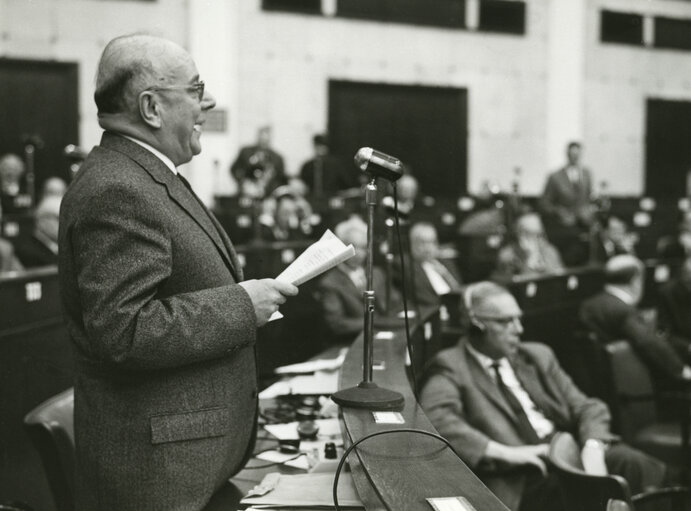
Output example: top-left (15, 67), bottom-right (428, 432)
top-left (657, 255), bottom-right (691, 362)
top-left (15, 195), bottom-right (61, 267)
top-left (421, 281), bottom-right (669, 511)
top-left (231, 126), bottom-right (287, 198)
top-left (299, 134), bottom-right (357, 196)
top-left (579, 255), bottom-right (691, 383)
top-left (59, 34), bottom-right (296, 510)
top-left (0, 153), bottom-right (32, 214)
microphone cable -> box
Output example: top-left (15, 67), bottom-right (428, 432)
top-left (331, 428), bottom-right (459, 511)
top-left (392, 182), bottom-right (418, 399)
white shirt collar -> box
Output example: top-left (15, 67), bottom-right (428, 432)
top-left (465, 342), bottom-right (507, 374)
top-left (122, 135), bottom-right (177, 175)
top-left (604, 285), bottom-right (635, 306)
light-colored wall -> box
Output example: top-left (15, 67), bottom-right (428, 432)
top-left (584, 0), bottom-right (691, 195)
top-left (2, 0), bottom-right (691, 202)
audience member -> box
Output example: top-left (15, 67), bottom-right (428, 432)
top-left (299, 134), bottom-right (358, 196)
top-left (579, 255), bottom-right (691, 383)
top-left (420, 281), bottom-right (670, 511)
top-left (540, 142), bottom-right (594, 229)
top-left (657, 256), bottom-right (691, 362)
top-left (259, 191), bottom-right (310, 242)
top-left (540, 141), bottom-right (594, 265)
top-left (593, 215), bottom-right (637, 263)
top-left (14, 195), bottom-right (61, 268)
top-left (231, 126), bottom-right (287, 198)
top-left (316, 216), bottom-right (401, 344)
top-left (40, 176), bottom-right (67, 200)
top-left (407, 222), bottom-right (462, 308)
top-left (0, 153), bottom-right (32, 214)
top-left (657, 210), bottom-right (691, 260)
top-left (0, 206), bottom-right (24, 274)
top-left (492, 212), bottom-right (564, 282)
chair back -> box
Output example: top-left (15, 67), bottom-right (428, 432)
top-left (603, 341), bottom-right (658, 441)
top-left (549, 432), bottom-right (633, 511)
top-left (23, 388), bottom-right (74, 511)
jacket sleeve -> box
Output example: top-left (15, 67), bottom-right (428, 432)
top-left (69, 183), bottom-right (257, 371)
top-left (419, 367), bottom-right (493, 469)
top-left (622, 310), bottom-right (685, 379)
top-left (536, 346), bottom-right (617, 443)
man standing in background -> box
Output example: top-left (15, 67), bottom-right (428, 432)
top-left (59, 34), bottom-right (296, 510)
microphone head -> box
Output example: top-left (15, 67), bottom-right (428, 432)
top-left (354, 147), bottom-right (373, 171)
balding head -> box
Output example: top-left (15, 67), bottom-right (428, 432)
top-left (95, 34), bottom-right (191, 118)
top-left (605, 255), bottom-right (645, 304)
top-left (93, 34), bottom-right (215, 166)
top-left (410, 222), bottom-right (439, 262)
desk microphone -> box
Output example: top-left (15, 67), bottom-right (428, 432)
top-left (354, 147), bottom-right (403, 182)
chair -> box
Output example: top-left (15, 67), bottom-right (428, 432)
top-left (603, 340), bottom-right (690, 468)
top-left (23, 388), bottom-right (75, 511)
top-left (549, 432), bottom-right (691, 511)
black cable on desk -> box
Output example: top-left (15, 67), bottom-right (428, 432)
top-left (332, 428), bottom-right (459, 511)
top-left (392, 183), bottom-right (418, 399)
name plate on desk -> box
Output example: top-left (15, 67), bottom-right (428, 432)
top-left (427, 497), bottom-right (478, 511)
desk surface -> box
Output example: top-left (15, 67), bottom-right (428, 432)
top-left (339, 321), bottom-right (509, 510)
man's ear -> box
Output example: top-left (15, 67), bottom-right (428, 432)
top-left (139, 91), bottom-right (162, 129)
top-left (469, 314), bottom-right (485, 332)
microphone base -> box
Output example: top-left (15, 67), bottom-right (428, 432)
top-left (331, 381), bottom-right (404, 410)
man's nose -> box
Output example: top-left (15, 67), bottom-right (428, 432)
top-left (201, 89), bottom-right (216, 110)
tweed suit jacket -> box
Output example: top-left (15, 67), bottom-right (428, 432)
top-left (59, 132), bottom-right (258, 511)
top-left (420, 341), bottom-right (615, 510)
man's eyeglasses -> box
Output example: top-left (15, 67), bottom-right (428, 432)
top-left (146, 81), bottom-right (205, 102)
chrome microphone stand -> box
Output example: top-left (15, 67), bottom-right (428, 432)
top-left (331, 176), bottom-right (404, 410)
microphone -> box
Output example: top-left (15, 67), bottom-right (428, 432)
top-left (354, 147), bottom-right (403, 182)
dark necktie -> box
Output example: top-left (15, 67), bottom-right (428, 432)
top-left (491, 362), bottom-right (541, 444)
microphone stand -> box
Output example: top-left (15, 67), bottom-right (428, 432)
top-left (331, 177), bottom-right (404, 410)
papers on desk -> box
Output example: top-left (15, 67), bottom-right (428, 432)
top-left (264, 418), bottom-right (342, 440)
top-left (241, 472), bottom-right (364, 509)
top-left (258, 370), bottom-right (339, 399)
top-left (274, 348), bottom-right (347, 375)
top-left (269, 230), bottom-right (355, 321)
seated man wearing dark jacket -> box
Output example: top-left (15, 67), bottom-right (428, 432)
top-left (420, 281), bottom-right (669, 511)
top-left (579, 255), bottom-right (691, 383)
top-left (657, 256), bottom-right (691, 362)
top-left (15, 195), bottom-right (61, 267)
top-left (316, 216), bottom-right (402, 345)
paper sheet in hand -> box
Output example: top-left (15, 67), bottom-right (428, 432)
top-left (269, 229), bottom-right (355, 321)
top-left (241, 472), bottom-right (364, 508)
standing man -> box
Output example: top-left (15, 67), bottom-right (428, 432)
top-left (230, 126), bottom-right (287, 198)
top-left (540, 142), bottom-right (594, 265)
top-left (299, 134), bottom-right (357, 196)
top-left (59, 35), bottom-right (297, 511)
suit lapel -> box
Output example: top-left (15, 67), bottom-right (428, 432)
top-left (464, 347), bottom-right (516, 421)
top-left (101, 132), bottom-right (239, 280)
top-left (512, 354), bottom-right (569, 426)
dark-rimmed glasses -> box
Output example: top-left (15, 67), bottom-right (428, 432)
top-left (474, 314), bottom-right (523, 327)
top-left (145, 81), bottom-right (205, 101)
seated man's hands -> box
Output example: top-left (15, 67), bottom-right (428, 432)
top-left (484, 441), bottom-right (550, 476)
top-left (239, 279), bottom-right (298, 326)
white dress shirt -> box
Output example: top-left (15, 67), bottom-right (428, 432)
top-left (122, 135), bottom-right (178, 175)
top-left (466, 344), bottom-right (555, 439)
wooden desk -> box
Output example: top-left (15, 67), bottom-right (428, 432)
top-left (339, 315), bottom-right (509, 510)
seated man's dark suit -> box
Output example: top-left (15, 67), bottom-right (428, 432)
top-left (420, 341), bottom-right (666, 511)
top-left (14, 234), bottom-right (58, 267)
top-left (316, 265), bottom-right (400, 344)
top-left (580, 290), bottom-right (686, 381)
top-left (299, 155), bottom-right (358, 196)
top-left (409, 258), bottom-right (463, 308)
top-left (657, 279), bottom-right (691, 362)
top-left (0, 237), bottom-right (23, 273)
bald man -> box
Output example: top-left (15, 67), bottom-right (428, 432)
top-left (59, 35), bottom-right (297, 510)
top-left (0, 153), bottom-right (31, 213)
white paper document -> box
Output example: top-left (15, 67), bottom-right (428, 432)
top-left (269, 229), bottom-right (355, 321)
top-left (274, 348), bottom-right (347, 375)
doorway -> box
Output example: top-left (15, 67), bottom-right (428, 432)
top-left (328, 80), bottom-right (468, 197)
top-left (0, 59), bottom-right (79, 190)
top-left (645, 98), bottom-right (691, 198)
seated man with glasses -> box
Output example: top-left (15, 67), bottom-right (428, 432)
top-left (420, 281), bottom-right (669, 511)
